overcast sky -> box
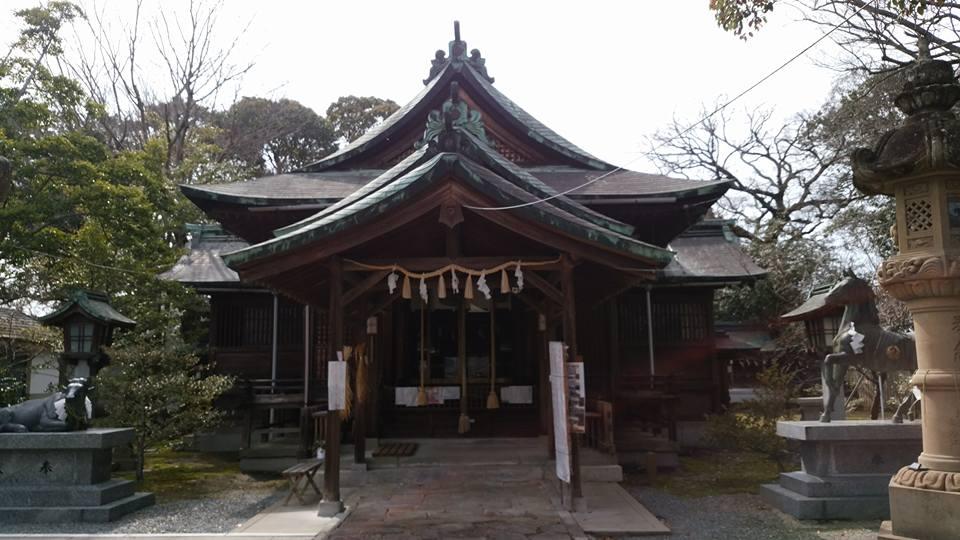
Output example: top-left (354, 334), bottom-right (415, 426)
top-left (2, 0), bottom-right (845, 173)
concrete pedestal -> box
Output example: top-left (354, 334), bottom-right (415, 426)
top-left (0, 428), bottom-right (154, 523)
top-left (760, 420), bottom-right (921, 520)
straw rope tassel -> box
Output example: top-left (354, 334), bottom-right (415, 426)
top-left (486, 302), bottom-right (500, 409)
top-left (438, 273), bottom-right (447, 299)
top-left (458, 299), bottom-right (470, 434)
top-left (500, 269), bottom-right (510, 294)
top-left (464, 273), bottom-right (474, 299)
top-left (416, 304), bottom-right (428, 406)
top-left (401, 274), bottom-right (412, 299)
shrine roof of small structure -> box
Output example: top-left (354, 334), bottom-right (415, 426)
top-left (781, 283), bottom-right (844, 322)
top-left (40, 289), bottom-right (136, 328)
top-left (660, 220), bottom-right (767, 283)
top-left (159, 224), bottom-right (248, 287)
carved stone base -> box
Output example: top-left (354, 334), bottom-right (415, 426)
top-left (887, 480), bottom-right (960, 540)
top-left (759, 421), bottom-right (921, 520)
top-left (0, 428), bottom-right (154, 523)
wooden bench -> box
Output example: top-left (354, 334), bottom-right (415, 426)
top-left (281, 458), bottom-right (323, 505)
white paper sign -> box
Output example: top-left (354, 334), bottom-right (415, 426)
top-left (328, 360), bottom-right (347, 411)
top-left (549, 341), bottom-right (571, 483)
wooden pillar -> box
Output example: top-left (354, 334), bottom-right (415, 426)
top-left (323, 256), bottom-right (343, 509)
top-left (353, 320), bottom-right (368, 464)
top-left (560, 255), bottom-right (584, 510)
top-left (300, 305), bottom-right (314, 458)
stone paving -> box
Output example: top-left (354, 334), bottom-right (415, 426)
top-left (329, 470), bottom-right (580, 540)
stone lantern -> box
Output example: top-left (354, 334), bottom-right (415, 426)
top-left (40, 289), bottom-right (136, 379)
top-left (852, 40), bottom-right (960, 540)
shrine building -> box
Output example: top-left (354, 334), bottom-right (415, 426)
top-left (163, 23), bottom-right (765, 477)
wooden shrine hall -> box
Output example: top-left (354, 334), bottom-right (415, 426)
top-left (163, 23), bottom-right (765, 506)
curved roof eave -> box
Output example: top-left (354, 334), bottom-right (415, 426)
top-left (223, 153), bottom-right (672, 270)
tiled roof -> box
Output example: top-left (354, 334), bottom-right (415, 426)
top-left (180, 167), bottom-right (725, 207)
top-left (223, 116), bottom-right (674, 269)
top-left (0, 307), bottom-right (39, 340)
top-left (160, 228), bottom-right (248, 285)
top-left (781, 283), bottom-right (843, 321)
top-left (661, 220), bottom-right (766, 282)
top-left (527, 167), bottom-right (729, 198)
top-left (40, 290), bottom-right (136, 328)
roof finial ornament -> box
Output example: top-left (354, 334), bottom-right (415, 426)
top-left (417, 80), bottom-right (488, 152)
top-left (423, 21), bottom-right (495, 85)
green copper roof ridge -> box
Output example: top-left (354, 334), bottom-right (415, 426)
top-left (452, 158), bottom-right (672, 264)
top-left (272, 146), bottom-right (431, 237)
top-left (224, 152), bottom-right (671, 270)
top-left (223, 154), bottom-right (451, 267)
top-left (458, 130), bottom-right (635, 237)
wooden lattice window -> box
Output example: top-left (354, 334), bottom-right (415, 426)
top-left (617, 293), bottom-right (648, 346)
top-left (652, 301), bottom-right (708, 343)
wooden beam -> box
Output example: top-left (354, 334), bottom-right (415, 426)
top-left (343, 256), bottom-right (560, 272)
top-left (524, 270), bottom-right (563, 307)
top-left (343, 270), bottom-right (390, 307)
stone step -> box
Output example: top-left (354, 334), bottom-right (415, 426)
top-left (0, 478), bottom-right (135, 507)
top-left (0, 492), bottom-right (155, 523)
top-left (760, 483), bottom-right (890, 520)
top-left (779, 471), bottom-right (892, 498)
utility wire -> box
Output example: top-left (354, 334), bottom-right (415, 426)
top-left (463, 0), bottom-right (878, 212)
top-left (5, 243), bottom-right (170, 278)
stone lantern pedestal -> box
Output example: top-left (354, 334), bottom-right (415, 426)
top-left (851, 40), bottom-right (960, 540)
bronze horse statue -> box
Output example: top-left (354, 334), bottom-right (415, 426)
top-left (820, 272), bottom-right (918, 423)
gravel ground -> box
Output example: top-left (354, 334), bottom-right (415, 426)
top-left (2, 488), bottom-right (284, 535)
top-left (624, 486), bottom-right (879, 540)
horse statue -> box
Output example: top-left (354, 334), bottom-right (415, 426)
top-left (820, 271), bottom-right (918, 423)
top-left (0, 378), bottom-right (94, 432)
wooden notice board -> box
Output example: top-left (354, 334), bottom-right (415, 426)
top-left (566, 362), bottom-right (585, 434)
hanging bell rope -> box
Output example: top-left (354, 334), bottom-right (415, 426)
top-left (486, 300), bottom-right (499, 409)
top-left (401, 274), bottom-right (412, 299)
top-left (416, 303), bottom-right (428, 406)
top-left (465, 273), bottom-right (474, 299)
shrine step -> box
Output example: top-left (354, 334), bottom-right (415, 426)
top-left (361, 462), bottom-right (546, 485)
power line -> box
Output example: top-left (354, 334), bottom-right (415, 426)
top-left (5, 244), bottom-right (169, 278)
top-left (463, 0), bottom-right (878, 212)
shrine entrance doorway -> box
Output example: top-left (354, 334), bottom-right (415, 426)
top-left (378, 294), bottom-right (544, 438)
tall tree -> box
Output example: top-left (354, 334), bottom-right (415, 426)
top-left (0, 1), bottom-right (198, 336)
top-left (326, 95), bottom-right (399, 144)
top-left (66, 0), bottom-right (253, 175)
top-left (215, 97), bottom-right (337, 174)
